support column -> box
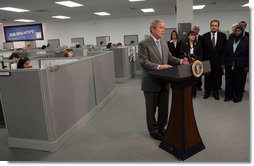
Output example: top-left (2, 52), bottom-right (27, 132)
top-left (176, 0), bottom-right (193, 41)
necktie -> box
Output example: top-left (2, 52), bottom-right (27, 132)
top-left (212, 33), bottom-right (215, 48)
top-left (156, 40), bottom-right (162, 59)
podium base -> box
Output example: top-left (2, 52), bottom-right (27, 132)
top-left (159, 141), bottom-right (205, 161)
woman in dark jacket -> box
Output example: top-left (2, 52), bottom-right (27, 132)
top-left (221, 25), bottom-right (249, 103)
top-left (167, 30), bottom-right (182, 58)
top-left (180, 31), bottom-right (203, 98)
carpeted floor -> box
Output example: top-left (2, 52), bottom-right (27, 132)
top-left (0, 76), bottom-right (250, 162)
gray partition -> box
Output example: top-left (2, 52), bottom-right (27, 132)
top-left (48, 39), bottom-right (60, 48)
top-left (0, 70), bottom-right (48, 140)
top-left (0, 51), bottom-right (116, 152)
top-left (93, 51), bottom-right (115, 105)
top-left (124, 34), bottom-right (139, 46)
top-left (96, 36), bottom-right (110, 46)
top-left (71, 37), bottom-right (85, 47)
top-left (110, 47), bottom-right (134, 82)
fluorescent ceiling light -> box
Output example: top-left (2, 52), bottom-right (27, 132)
top-left (55, 1), bottom-right (83, 7)
top-left (129, 0), bottom-right (145, 2)
top-left (193, 5), bottom-right (205, 10)
top-left (14, 19), bottom-right (35, 22)
top-left (94, 12), bottom-right (111, 16)
top-left (141, 8), bottom-right (155, 13)
top-left (242, 3), bottom-right (249, 7)
top-left (52, 15), bottom-right (71, 19)
top-left (0, 7), bottom-right (29, 12)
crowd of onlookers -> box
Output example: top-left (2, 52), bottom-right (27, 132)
top-left (167, 20), bottom-right (249, 103)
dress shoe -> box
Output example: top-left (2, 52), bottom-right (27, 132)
top-left (233, 99), bottom-right (241, 103)
top-left (203, 94), bottom-right (210, 99)
top-left (0, 121), bottom-right (5, 128)
top-left (213, 94), bottom-right (220, 100)
top-left (150, 132), bottom-right (163, 141)
top-left (224, 97), bottom-right (231, 102)
top-left (159, 128), bottom-right (166, 136)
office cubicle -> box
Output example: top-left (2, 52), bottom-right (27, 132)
top-left (25, 41), bottom-right (37, 48)
top-left (124, 34), bottom-right (139, 46)
top-left (110, 46), bottom-right (135, 82)
top-left (71, 37), bottom-right (85, 47)
top-left (0, 51), bottom-right (115, 152)
top-left (96, 36), bottom-right (110, 46)
top-left (47, 39), bottom-right (60, 48)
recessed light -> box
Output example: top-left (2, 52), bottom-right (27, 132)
top-left (193, 5), bottom-right (205, 10)
top-left (141, 8), bottom-right (155, 13)
top-left (14, 19), bottom-right (35, 22)
top-left (0, 7), bottom-right (29, 12)
top-left (94, 12), bottom-right (111, 16)
top-left (242, 3), bottom-right (249, 7)
top-left (55, 1), bottom-right (83, 7)
top-left (52, 15), bottom-right (71, 19)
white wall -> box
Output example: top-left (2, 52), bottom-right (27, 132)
top-left (0, 10), bottom-right (249, 49)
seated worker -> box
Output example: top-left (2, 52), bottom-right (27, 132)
top-left (64, 48), bottom-right (74, 58)
top-left (9, 53), bottom-right (19, 69)
top-left (116, 42), bottom-right (122, 47)
top-left (106, 42), bottom-right (112, 49)
top-left (9, 52), bottom-right (19, 60)
top-left (41, 45), bottom-right (47, 49)
top-left (17, 57), bottom-right (32, 69)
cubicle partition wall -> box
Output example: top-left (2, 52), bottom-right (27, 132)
top-left (110, 47), bottom-right (135, 82)
top-left (0, 51), bottom-right (116, 152)
top-left (92, 52), bottom-right (115, 105)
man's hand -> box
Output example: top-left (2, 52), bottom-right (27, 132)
top-left (159, 64), bottom-right (173, 69)
top-left (182, 57), bottom-right (190, 65)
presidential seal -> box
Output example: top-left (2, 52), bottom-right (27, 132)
top-left (191, 60), bottom-right (203, 78)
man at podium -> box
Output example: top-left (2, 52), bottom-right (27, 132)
top-left (138, 19), bottom-right (189, 141)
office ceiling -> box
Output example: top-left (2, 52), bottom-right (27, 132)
top-left (0, 0), bottom-right (249, 25)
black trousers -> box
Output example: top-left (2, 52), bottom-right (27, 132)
top-left (143, 88), bottom-right (169, 133)
top-left (225, 66), bottom-right (246, 101)
top-left (204, 63), bottom-right (221, 95)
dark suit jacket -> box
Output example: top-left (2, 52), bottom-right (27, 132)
top-left (221, 36), bottom-right (249, 67)
top-left (179, 41), bottom-right (203, 60)
top-left (139, 36), bottom-right (181, 92)
top-left (196, 34), bottom-right (202, 42)
top-left (201, 31), bottom-right (227, 65)
top-left (167, 40), bottom-right (182, 58)
top-left (243, 31), bottom-right (249, 38)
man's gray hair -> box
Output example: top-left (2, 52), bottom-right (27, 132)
top-left (150, 19), bottom-right (164, 33)
top-left (193, 25), bottom-right (200, 29)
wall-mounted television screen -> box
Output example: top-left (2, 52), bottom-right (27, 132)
top-left (4, 23), bottom-right (44, 42)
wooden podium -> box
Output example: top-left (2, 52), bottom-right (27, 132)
top-left (148, 61), bottom-right (211, 160)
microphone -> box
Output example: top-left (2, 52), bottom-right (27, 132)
top-left (184, 52), bottom-right (194, 63)
top-left (190, 53), bottom-right (198, 60)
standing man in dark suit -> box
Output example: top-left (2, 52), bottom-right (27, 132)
top-left (192, 25), bottom-right (203, 90)
top-left (138, 19), bottom-right (189, 141)
top-left (239, 21), bottom-right (249, 38)
top-left (201, 19), bottom-right (227, 100)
